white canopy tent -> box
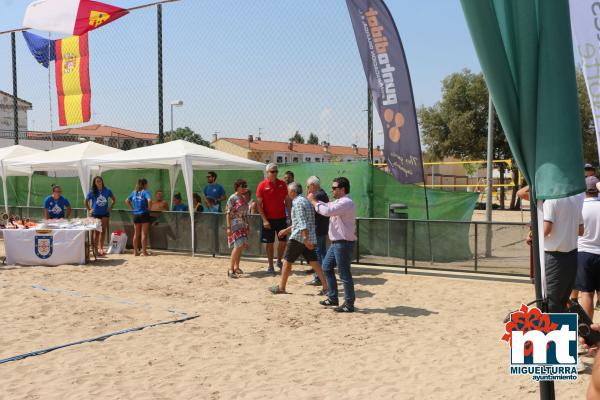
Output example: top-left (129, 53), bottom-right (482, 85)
top-left (6, 142), bottom-right (123, 201)
top-left (86, 140), bottom-right (266, 255)
top-left (0, 145), bottom-right (44, 213)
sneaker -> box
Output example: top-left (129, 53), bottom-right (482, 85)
top-left (276, 260), bottom-right (283, 270)
top-left (319, 298), bottom-right (339, 307)
top-left (266, 266), bottom-right (275, 275)
top-left (317, 289), bottom-right (327, 296)
top-left (333, 303), bottom-right (355, 313)
top-left (304, 278), bottom-right (322, 286)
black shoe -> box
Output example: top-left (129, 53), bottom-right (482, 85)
top-left (267, 266), bottom-right (275, 275)
top-left (304, 278), bottom-right (322, 286)
top-left (320, 298), bottom-right (339, 307)
top-left (317, 289), bottom-right (327, 296)
top-left (333, 303), bottom-right (355, 313)
top-left (276, 260), bottom-right (283, 270)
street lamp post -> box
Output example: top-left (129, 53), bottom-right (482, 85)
top-left (170, 100), bottom-right (183, 133)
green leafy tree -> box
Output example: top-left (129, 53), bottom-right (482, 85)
top-left (419, 68), bottom-right (597, 209)
top-left (307, 132), bottom-right (319, 145)
top-left (418, 69), bottom-right (513, 208)
top-left (164, 127), bottom-right (211, 147)
top-left (289, 130), bottom-right (305, 144)
top-left (419, 69), bottom-right (511, 161)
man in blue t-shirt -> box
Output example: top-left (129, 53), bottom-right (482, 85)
top-left (44, 185), bottom-right (72, 219)
top-left (172, 192), bottom-right (189, 212)
top-left (203, 171), bottom-right (226, 211)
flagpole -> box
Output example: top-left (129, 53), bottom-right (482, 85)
top-left (47, 32), bottom-right (54, 148)
top-left (11, 32), bottom-right (19, 145)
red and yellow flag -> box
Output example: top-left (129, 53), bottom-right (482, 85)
top-left (55, 33), bottom-right (91, 126)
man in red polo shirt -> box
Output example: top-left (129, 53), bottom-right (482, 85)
top-left (257, 163), bottom-right (291, 274)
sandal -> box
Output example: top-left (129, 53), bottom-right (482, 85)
top-left (234, 268), bottom-right (244, 275)
top-left (269, 284), bottom-right (286, 294)
top-left (317, 289), bottom-right (328, 296)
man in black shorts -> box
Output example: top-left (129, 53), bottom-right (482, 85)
top-left (257, 163), bottom-right (291, 274)
top-left (576, 176), bottom-right (600, 319)
top-left (269, 182), bottom-right (328, 294)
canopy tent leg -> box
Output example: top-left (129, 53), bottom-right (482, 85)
top-left (77, 165), bottom-right (91, 202)
top-left (26, 174), bottom-right (32, 208)
top-left (180, 159), bottom-right (195, 256)
top-left (2, 176), bottom-right (8, 214)
top-left (168, 165), bottom-right (181, 210)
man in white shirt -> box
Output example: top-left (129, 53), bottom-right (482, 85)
top-left (543, 191), bottom-right (584, 313)
top-left (575, 176), bottom-right (600, 318)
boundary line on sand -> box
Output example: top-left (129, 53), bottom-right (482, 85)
top-left (0, 315), bottom-right (199, 365)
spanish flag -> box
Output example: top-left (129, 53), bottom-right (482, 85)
top-left (55, 33), bottom-right (91, 126)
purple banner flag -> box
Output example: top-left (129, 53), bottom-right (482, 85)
top-left (346, 0), bottom-right (424, 184)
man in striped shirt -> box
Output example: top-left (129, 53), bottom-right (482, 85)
top-left (269, 182), bottom-right (328, 295)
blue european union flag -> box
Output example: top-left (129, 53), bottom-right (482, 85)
top-left (22, 31), bottom-right (55, 68)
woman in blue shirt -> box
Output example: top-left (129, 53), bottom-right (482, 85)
top-left (125, 178), bottom-right (153, 256)
top-left (43, 185), bottom-right (72, 220)
top-left (85, 176), bottom-right (116, 256)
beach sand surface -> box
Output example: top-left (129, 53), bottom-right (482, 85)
top-left (0, 252), bottom-right (591, 399)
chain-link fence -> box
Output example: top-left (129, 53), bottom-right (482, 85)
top-left (0, 1), bottom-right (382, 150)
top-left (1, 206), bottom-right (530, 276)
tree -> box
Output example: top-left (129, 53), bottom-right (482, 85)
top-left (307, 132), bottom-right (319, 145)
top-left (418, 69), bottom-right (514, 208)
top-left (164, 127), bottom-right (211, 147)
top-left (419, 68), bottom-right (597, 209)
top-left (289, 130), bottom-right (305, 144)
top-left (419, 69), bottom-right (511, 162)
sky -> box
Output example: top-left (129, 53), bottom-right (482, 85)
top-left (0, 0), bottom-right (482, 147)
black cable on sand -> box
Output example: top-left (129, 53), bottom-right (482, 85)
top-left (0, 315), bottom-right (199, 365)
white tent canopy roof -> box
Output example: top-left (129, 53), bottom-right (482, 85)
top-left (86, 139), bottom-right (265, 170)
top-left (0, 145), bottom-right (44, 176)
top-left (4, 141), bottom-right (123, 199)
top-left (0, 145), bottom-right (45, 213)
top-left (6, 141), bottom-right (122, 171)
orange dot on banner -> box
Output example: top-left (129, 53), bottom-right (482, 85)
top-left (384, 108), bottom-right (394, 123)
top-left (396, 112), bottom-right (405, 127)
top-left (389, 127), bottom-right (401, 143)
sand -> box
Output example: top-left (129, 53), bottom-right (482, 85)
top-left (0, 250), bottom-right (592, 399)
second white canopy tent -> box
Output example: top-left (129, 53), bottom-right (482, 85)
top-left (86, 140), bottom-right (266, 256)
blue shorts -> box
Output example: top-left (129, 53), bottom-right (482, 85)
top-left (575, 252), bottom-right (600, 292)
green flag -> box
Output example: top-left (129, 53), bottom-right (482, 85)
top-left (460, 0), bottom-right (585, 200)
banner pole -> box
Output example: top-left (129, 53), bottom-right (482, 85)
top-left (367, 87), bottom-right (373, 164)
top-left (530, 197), bottom-right (555, 399)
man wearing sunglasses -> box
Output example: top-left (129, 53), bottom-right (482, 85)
top-left (308, 177), bottom-right (356, 313)
top-left (257, 163), bottom-right (292, 275)
top-left (203, 171), bottom-right (226, 212)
